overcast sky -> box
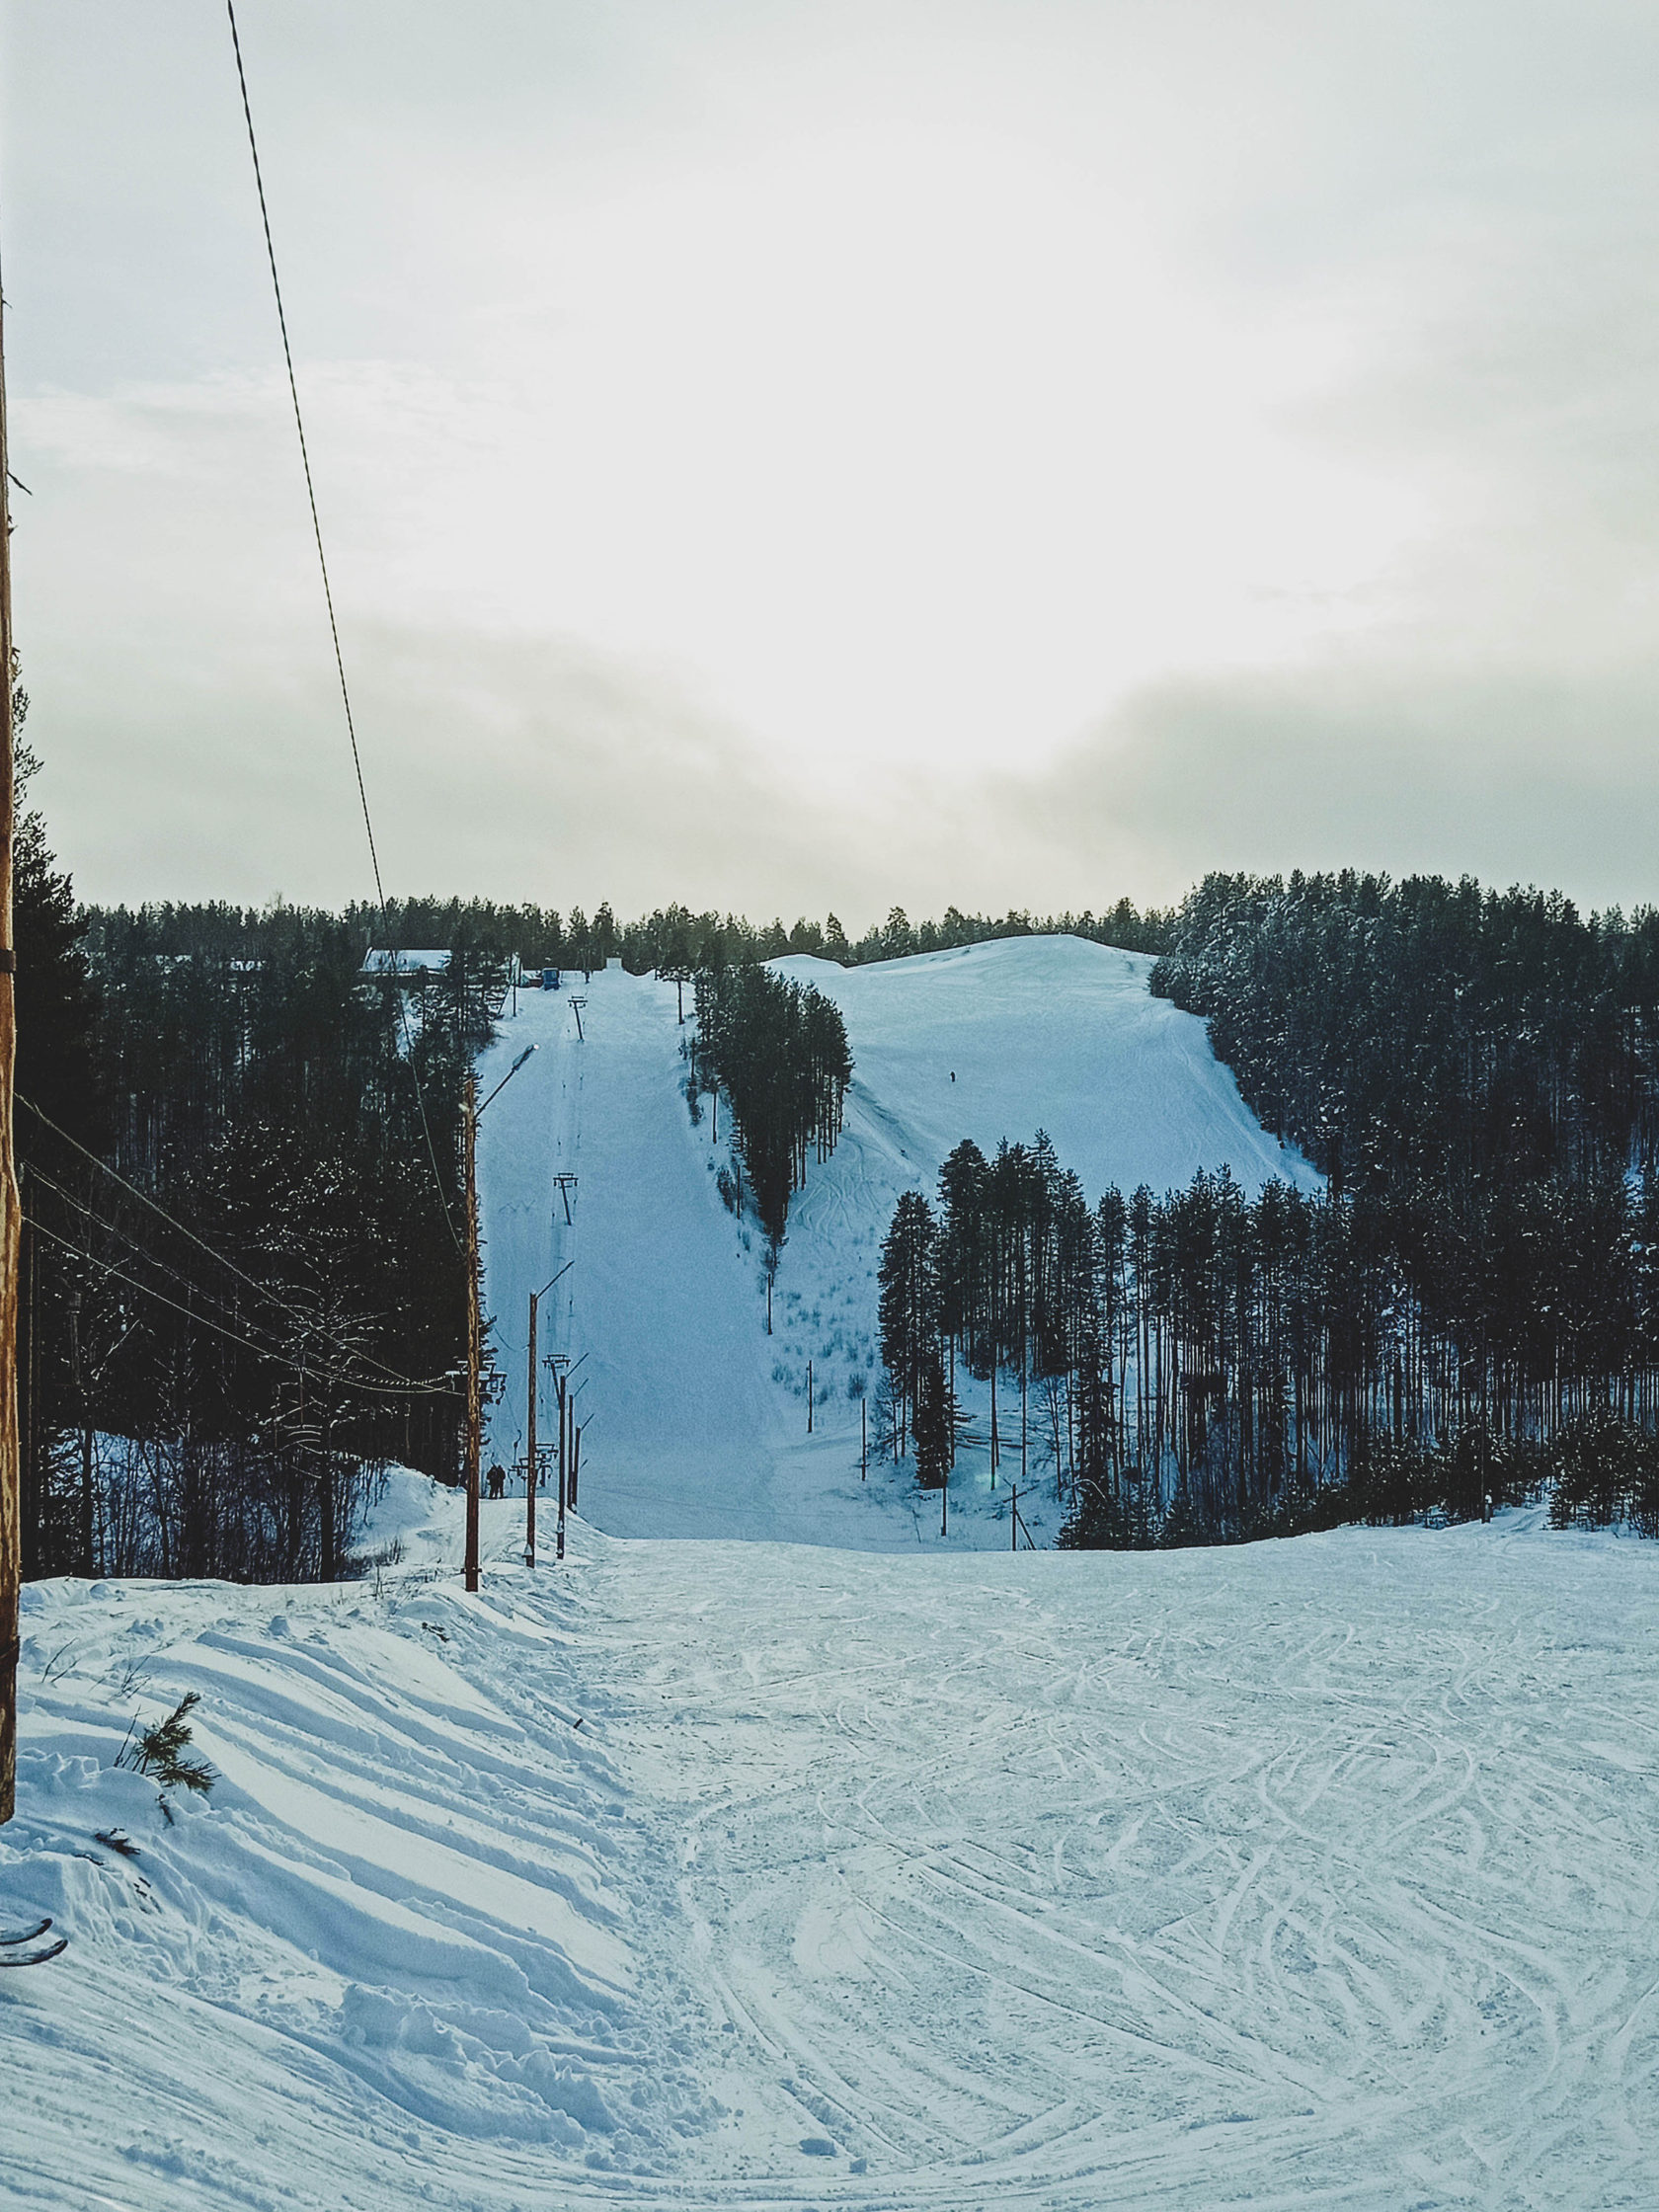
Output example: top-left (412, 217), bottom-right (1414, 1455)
top-left (5, 1), bottom-right (1658, 924)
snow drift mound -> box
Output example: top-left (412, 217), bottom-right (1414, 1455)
top-left (1, 1488), bottom-right (715, 2206)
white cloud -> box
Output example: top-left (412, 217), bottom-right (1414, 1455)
top-left (6, 0), bottom-right (1659, 915)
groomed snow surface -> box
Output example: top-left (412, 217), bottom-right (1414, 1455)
top-left (5, 940), bottom-right (1656, 2208)
top-left (6, 1494), bottom-right (1658, 2208)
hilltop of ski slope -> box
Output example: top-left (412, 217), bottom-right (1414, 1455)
top-left (476, 937), bottom-right (1317, 1550)
top-left (772, 935), bottom-right (1309, 1202)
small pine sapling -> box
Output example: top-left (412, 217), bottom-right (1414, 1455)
top-left (116, 1691), bottom-right (216, 1798)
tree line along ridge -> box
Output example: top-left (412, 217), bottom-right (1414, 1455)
top-left (18, 731), bottom-right (1659, 1581)
top-left (870, 868), bottom-right (1659, 1543)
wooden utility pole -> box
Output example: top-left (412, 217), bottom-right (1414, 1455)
top-left (66, 1291), bottom-right (92, 1576)
top-left (524, 1288), bottom-right (537, 1569)
top-left (807, 1359), bottom-right (813, 1434)
top-left (463, 1074), bottom-right (482, 1594)
top-left (555, 1363), bottom-right (568, 1561)
top-left (861, 1396), bottom-right (867, 1480)
top-left (0, 274), bottom-right (19, 1827)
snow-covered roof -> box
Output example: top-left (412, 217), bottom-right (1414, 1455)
top-left (360, 948), bottom-right (451, 976)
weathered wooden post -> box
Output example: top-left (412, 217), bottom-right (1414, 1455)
top-left (0, 274), bottom-right (18, 1824)
top-left (463, 1075), bottom-right (481, 1594)
top-left (524, 1288), bottom-right (537, 1567)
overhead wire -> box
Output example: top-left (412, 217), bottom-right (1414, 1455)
top-left (27, 1160), bottom-right (290, 1348)
top-left (24, 1159), bottom-right (429, 1392)
top-left (19, 1093), bottom-right (451, 1389)
top-left (225, 0), bottom-right (377, 902)
top-left (26, 1212), bottom-right (464, 1397)
top-left (24, 1217), bottom-right (457, 1399)
top-left (16, 12), bottom-right (484, 1438)
top-left (224, 0), bottom-right (460, 1251)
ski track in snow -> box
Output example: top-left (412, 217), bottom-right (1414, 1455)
top-left (6, 1498), bottom-right (1659, 2208)
top-left (611, 1520), bottom-right (1659, 2209)
top-left (7, 942), bottom-right (1658, 2207)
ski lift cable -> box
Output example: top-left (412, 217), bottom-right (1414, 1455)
top-left (224, 0), bottom-right (459, 1252)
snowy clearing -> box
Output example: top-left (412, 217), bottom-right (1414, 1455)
top-left (5, 1485), bottom-right (1657, 2208)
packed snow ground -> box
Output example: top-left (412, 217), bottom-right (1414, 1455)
top-left (5, 1483), bottom-right (1658, 2209)
top-left (476, 938), bottom-right (1317, 1549)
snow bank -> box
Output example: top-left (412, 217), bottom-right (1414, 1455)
top-left (1, 1486), bottom-right (715, 2208)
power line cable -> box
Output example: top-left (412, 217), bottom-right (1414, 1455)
top-left (225, 0), bottom-right (378, 904)
top-left (18, 1094), bottom-right (449, 1389)
top-left (26, 1161), bottom-right (414, 1389)
top-left (224, 0), bottom-right (459, 1250)
top-left (21, 1093), bottom-right (298, 1309)
top-left (28, 1162), bottom-right (289, 1349)
top-left (24, 1217), bottom-right (456, 1399)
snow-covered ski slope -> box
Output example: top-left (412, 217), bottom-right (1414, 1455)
top-left (8, 945), bottom-right (1656, 2211)
top-left (477, 937), bottom-right (1317, 1549)
top-left (6, 1488), bottom-right (1659, 2210)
